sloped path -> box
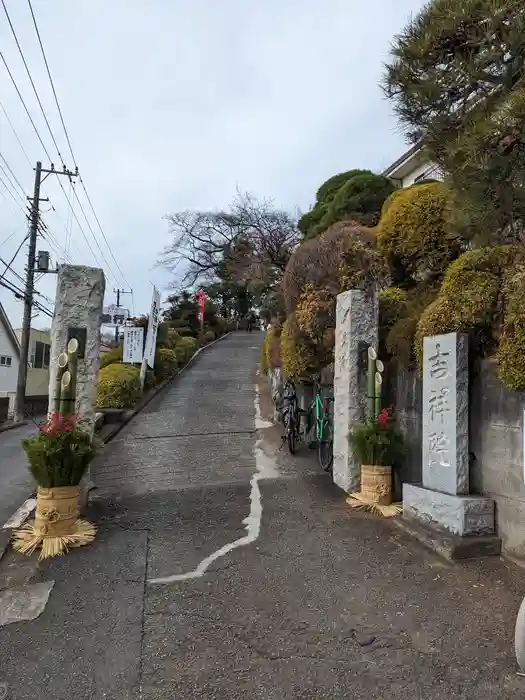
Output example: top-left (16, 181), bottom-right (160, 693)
top-left (0, 332), bottom-right (524, 699)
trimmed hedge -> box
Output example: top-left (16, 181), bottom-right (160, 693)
top-left (376, 182), bottom-right (462, 286)
top-left (265, 324), bottom-right (282, 369)
top-left (498, 268), bottom-right (525, 389)
top-left (202, 330), bottom-right (216, 344)
top-left (99, 345), bottom-right (123, 369)
top-left (96, 364), bottom-right (141, 409)
top-left (260, 333), bottom-right (269, 373)
top-left (414, 247), bottom-right (507, 370)
top-left (177, 336), bottom-right (198, 363)
top-left (412, 246), bottom-right (525, 389)
top-left (280, 317), bottom-right (318, 381)
top-left (155, 347), bottom-right (178, 381)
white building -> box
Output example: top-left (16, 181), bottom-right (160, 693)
top-left (383, 143), bottom-right (443, 188)
top-left (0, 302), bottom-right (20, 416)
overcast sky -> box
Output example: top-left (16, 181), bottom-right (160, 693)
top-left (0, 0), bottom-right (426, 330)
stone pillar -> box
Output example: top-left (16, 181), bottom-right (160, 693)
top-left (48, 265), bottom-right (105, 433)
top-left (333, 289), bottom-right (378, 492)
top-left (48, 265), bottom-right (105, 507)
top-left (402, 332), bottom-right (500, 558)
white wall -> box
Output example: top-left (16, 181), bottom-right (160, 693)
top-left (0, 326), bottom-right (19, 415)
top-left (402, 161), bottom-right (443, 188)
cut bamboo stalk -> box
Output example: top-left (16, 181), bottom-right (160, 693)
top-left (367, 346), bottom-right (377, 423)
top-left (67, 338), bottom-right (79, 414)
top-left (375, 372), bottom-right (383, 419)
top-left (60, 370), bottom-right (73, 418)
top-left (54, 353), bottom-right (68, 414)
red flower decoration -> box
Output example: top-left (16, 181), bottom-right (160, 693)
top-left (40, 412), bottom-right (78, 436)
top-left (377, 408), bottom-right (389, 428)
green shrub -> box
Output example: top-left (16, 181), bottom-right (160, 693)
top-left (144, 368), bottom-right (156, 390)
top-left (318, 172), bottom-right (396, 231)
top-left (155, 347), bottom-right (178, 381)
top-left (386, 316), bottom-right (419, 368)
top-left (265, 324), bottom-right (282, 369)
top-left (99, 345), bottom-right (123, 369)
top-left (414, 246), bottom-right (522, 374)
top-left (260, 333), bottom-right (269, 373)
top-left (96, 364), bottom-right (141, 409)
top-left (379, 288), bottom-right (408, 331)
top-left (280, 317), bottom-right (318, 381)
top-left (316, 169), bottom-right (371, 205)
top-left (497, 267), bottom-right (525, 389)
top-left (22, 416), bottom-right (96, 488)
top-left (202, 330), bottom-right (216, 344)
top-left (171, 325), bottom-right (195, 337)
top-left (298, 203), bottom-right (328, 238)
top-left (376, 182), bottom-right (462, 287)
top-left (167, 328), bottom-right (181, 348)
top-left (177, 336), bottom-right (198, 363)
top-left (155, 322), bottom-right (170, 347)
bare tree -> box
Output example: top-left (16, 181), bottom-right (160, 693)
top-left (160, 191), bottom-right (300, 287)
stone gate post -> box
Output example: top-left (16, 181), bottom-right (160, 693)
top-left (333, 289), bottom-right (378, 492)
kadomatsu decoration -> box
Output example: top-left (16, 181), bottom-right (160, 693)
top-left (12, 338), bottom-right (98, 559)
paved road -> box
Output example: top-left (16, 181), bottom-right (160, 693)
top-left (1, 332), bottom-right (525, 699)
top-left (0, 422), bottom-right (37, 526)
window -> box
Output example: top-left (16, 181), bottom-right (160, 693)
top-left (33, 341), bottom-right (51, 369)
top-left (0, 355), bottom-right (12, 367)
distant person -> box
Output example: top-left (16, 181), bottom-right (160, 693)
top-left (246, 311), bottom-right (256, 332)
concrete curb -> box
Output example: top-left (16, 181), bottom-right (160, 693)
top-left (98, 331), bottom-right (233, 447)
top-left (0, 420), bottom-right (28, 434)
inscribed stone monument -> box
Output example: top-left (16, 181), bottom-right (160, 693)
top-left (333, 289), bottom-right (378, 493)
top-left (47, 264), bottom-right (105, 435)
top-left (402, 331), bottom-right (498, 550)
top-left (422, 332), bottom-right (469, 495)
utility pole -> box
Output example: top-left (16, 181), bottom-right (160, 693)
top-left (13, 162), bottom-right (77, 423)
top-left (113, 288), bottom-right (131, 345)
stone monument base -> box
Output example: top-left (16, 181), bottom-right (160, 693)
top-left (398, 484), bottom-right (501, 560)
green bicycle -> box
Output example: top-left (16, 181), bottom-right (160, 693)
top-left (281, 380), bottom-right (334, 472)
top-left (311, 383), bottom-right (334, 473)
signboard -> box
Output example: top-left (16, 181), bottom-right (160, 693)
top-left (143, 287), bottom-right (161, 369)
top-left (102, 304), bottom-right (130, 327)
top-left (123, 327), bottom-right (144, 364)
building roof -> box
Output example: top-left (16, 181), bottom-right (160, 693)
top-left (382, 140), bottom-right (427, 181)
top-left (0, 303), bottom-right (20, 357)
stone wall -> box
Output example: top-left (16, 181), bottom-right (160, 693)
top-left (387, 359), bottom-right (525, 558)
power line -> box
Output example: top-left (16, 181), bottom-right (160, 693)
top-left (0, 234), bottom-right (28, 282)
top-left (70, 185), bottom-right (119, 284)
top-left (0, 276), bottom-right (53, 318)
top-left (0, 100), bottom-right (32, 167)
top-left (0, 151), bottom-right (24, 195)
top-left (38, 219), bottom-right (72, 264)
top-left (0, 229), bottom-right (21, 248)
top-left (0, 51), bottom-right (52, 161)
top-left (0, 172), bottom-right (27, 215)
top-left (27, 0), bottom-right (75, 165)
top-left (26, 0), bottom-right (131, 288)
top-left (2, 2), bottom-right (126, 287)
top-left (1, 0), bottom-right (64, 164)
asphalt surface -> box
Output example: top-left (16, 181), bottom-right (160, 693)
top-left (1, 331), bottom-right (525, 699)
top-left (0, 422), bottom-right (38, 527)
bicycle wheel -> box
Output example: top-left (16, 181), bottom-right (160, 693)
top-left (287, 413), bottom-right (297, 454)
top-left (317, 418), bottom-right (333, 472)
